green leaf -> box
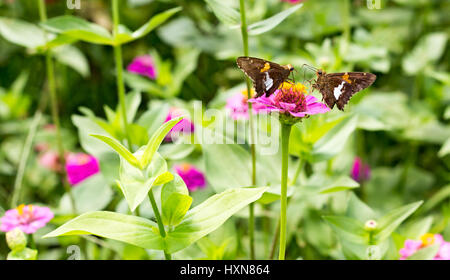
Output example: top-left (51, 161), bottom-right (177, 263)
top-left (407, 244), bottom-right (439, 260)
top-left (203, 143), bottom-right (252, 193)
top-left (118, 151), bottom-right (172, 211)
top-left (310, 115), bottom-right (358, 162)
top-left (52, 45), bottom-right (90, 77)
top-left (323, 216), bottom-right (368, 244)
top-left (59, 174), bottom-right (113, 214)
top-left (346, 193), bottom-right (377, 223)
top-left (160, 176), bottom-right (190, 227)
top-left (90, 134), bottom-right (142, 169)
top-left (204, 0), bottom-right (240, 26)
top-left (41, 16), bottom-right (114, 45)
top-left (43, 211), bottom-right (164, 250)
top-left (165, 187), bottom-right (267, 253)
top-left (374, 201), bottom-right (423, 243)
top-left (402, 32), bottom-right (448, 75)
top-left (140, 117), bottom-right (182, 168)
top-left (116, 7), bottom-right (182, 45)
top-left (162, 193), bottom-right (193, 227)
top-left (301, 174), bottom-right (359, 194)
top-left (418, 184), bottom-right (450, 214)
top-left (159, 143), bottom-right (194, 160)
top-left (438, 138), bottom-right (450, 157)
top-left (0, 17), bottom-right (47, 49)
top-left (248, 3), bottom-right (303, 35)
top-left (72, 114), bottom-right (110, 157)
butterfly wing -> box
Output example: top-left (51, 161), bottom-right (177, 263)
top-left (323, 72), bottom-right (376, 110)
top-left (237, 56), bottom-right (291, 97)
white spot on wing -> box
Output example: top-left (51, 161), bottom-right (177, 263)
top-left (264, 72), bottom-right (273, 90)
top-left (333, 81), bottom-right (345, 100)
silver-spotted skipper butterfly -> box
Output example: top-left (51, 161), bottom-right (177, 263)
top-left (237, 56), bottom-right (294, 97)
top-left (306, 65), bottom-right (376, 111)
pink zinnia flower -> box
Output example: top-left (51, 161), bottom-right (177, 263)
top-left (127, 55), bottom-right (157, 79)
top-left (248, 82), bottom-right (330, 122)
top-left (226, 89), bottom-right (266, 120)
top-left (351, 157), bottom-right (371, 183)
top-left (0, 204), bottom-right (54, 234)
top-left (65, 153), bottom-right (100, 186)
top-left (399, 233), bottom-right (450, 260)
top-left (38, 150), bottom-right (61, 172)
top-left (164, 108), bottom-right (194, 142)
top-left (281, 0), bottom-right (305, 3)
top-left (174, 163), bottom-right (206, 192)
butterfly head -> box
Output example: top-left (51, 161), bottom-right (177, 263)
top-left (287, 64), bottom-right (294, 72)
top-left (316, 69), bottom-right (325, 76)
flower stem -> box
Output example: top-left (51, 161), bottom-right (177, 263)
top-left (239, 0), bottom-right (257, 260)
top-left (11, 107), bottom-right (44, 208)
top-left (279, 123), bottom-right (292, 260)
top-left (112, 0), bottom-right (133, 151)
top-left (38, 0), bottom-right (76, 214)
top-left (148, 189), bottom-right (171, 260)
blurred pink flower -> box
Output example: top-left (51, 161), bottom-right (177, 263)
top-left (0, 204), bottom-right (53, 234)
top-left (127, 55), bottom-right (157, 79)
top-left (281, 0), bottom-right (304, 3)
top-left (248, 82), bottom-right (330, 120)
top-left (164, 108), bottom-right (194, 142)
top-left (226, 89), bottom-right (266, 120)
top-left (351, 157), bottom-right (371, 183)
top-left (399, 233), bottom-right (450, 260)
top-left (38, 151), bottom-right (61, 172)
top-left (174, 163), bottom-right (206, 192)
top-left (65, 153), bottom-right (100, 186)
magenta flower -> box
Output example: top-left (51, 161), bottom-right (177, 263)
top-left (226, 89), bottom-right (266, 120)
top-left (0, 204), bottom-right (54, 234)
top-left (127, 55), bottom-right (157, 79)
top-left (164, 108), bottom-right (195, 142)
top-left (351, 157), bottom-right (371, 183)
top-left (248, 82), bottom-right (330, 124)
top-left (65, 153), bottom-right (100, 186)
top-left (399, 233), bottom-right (450, 260)
top-left (174, 163), bottom-right (206, 192)
top-left (281, 0), bottom-right (305, 3)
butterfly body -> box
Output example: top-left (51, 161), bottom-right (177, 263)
top-left (237, 56), bottom-right (294, 97)
top-left (312, 70), bottom-right (376, 110)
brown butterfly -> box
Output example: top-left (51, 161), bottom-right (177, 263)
top-left (308, 66), bottom-right (376, 110)
top-left (236, 56), bottom-right (294, 97)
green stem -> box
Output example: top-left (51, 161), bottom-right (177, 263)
top-left (11, 111), bottom-right (42, 208)
top-left (239, 0), bottom-right (257, 260)
top-left (148, 189), bottom-right (171, 260)
top-left (112, 0), bottom-right (133, 151)
top-left (29, 234), bottom-right (36, 249)
top-left (38, 0), bottom-right (76, 214)
top-left (279, 123), bottom-right (292, 260)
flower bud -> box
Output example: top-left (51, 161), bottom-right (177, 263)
top-left (6, 228), bottom-right (27, 251)
top-left (364, 220), bottom-right (378, 232)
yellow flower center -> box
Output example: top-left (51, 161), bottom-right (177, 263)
top-left (16, 204), bottom-right (32, 216)
top-left (179, 163), bottom-right (192, 173)
top-left (241, 88), bottom-right (255, 99)
top-left (420, 233), bottom-right (435, 247)
top-left (279, 82), bottom-right (307, 93)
